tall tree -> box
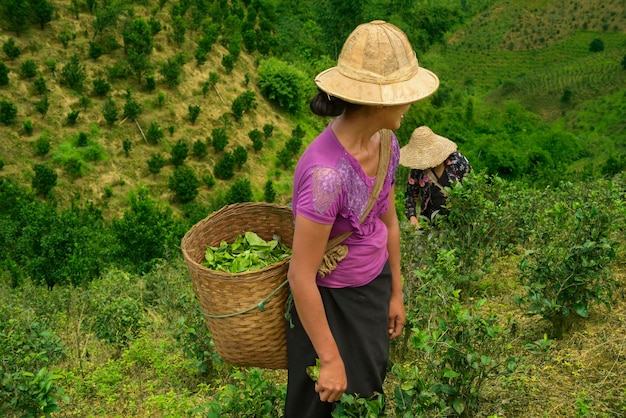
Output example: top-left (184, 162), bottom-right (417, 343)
top-left (29, 0), bottom-right (55, 30)
top-left (1, 0), bottom-right (30, 36)
top-left (123, 18), bottom-right (153, 84)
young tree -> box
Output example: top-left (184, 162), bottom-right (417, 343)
top-left (211, 127), bottom-right (228, 152)
top-left (262, 123), bottom-right (274, 139)
top-left (32, 163), bottom-right (57, 197)
top-left (66, 110), bottom-right (79, 125)
top-left (30, 0), bottom-right (55, 30)
top-left (92, 76), bottom-right (111, 97)
top-left (222, 54), bottom-right (235, 74)
top-left (33, 132), bottom-right (51, 155)
top-left (61, 54), bottom-right (86, 92)
top-left (34, 75), bottom-right (47, 94)
top-left (589, 38), bottom-right (604, 53)
top-left (145, 121), bottom-right (164, 144)
top-left (2, 0), bottom-right (30, 36)
top-left (91, 2), bottom-right (122, 42)
top-left (188, 104), bottom-right (201, 124)
top-left (0, 62), bottom-right (9, 86)
top-left (102, 97), bottom-right (118, 125)
top-left (248, 128), bottom-right (263, 152)
top-left (225, 178), bottom-right (253, 204)
top-left (168, 165), bottom-right (200, 203)
top-left (3, 38), bottom-right (21, 60)
top-left (123, 138), bottom-right (132, 157)
top-left (123, 94), bottom-right (142, 121)
top-left (263, 179), bottom-right (276, 203)
top-left (192, 139), bottom-right (208, 159)
top-left (20, 59), bottom-right (38, 78)
top-left (0, 99), bottom-right (18, 125)
top-left (214, 151), bottom-right (235, 180)
top-left (233, 145), bottom-right (248, 169)
top-left (147, 152), bottom-right (166, 176)
top-left (34, 95), bottom-right (49, 117)
top-left (258, 57), bottom-right (310, 114)
top-left (170, 139), bottom-right (189, 167)
top-left (124, 18), bottom-right (153, 84)
top-left (203, 71), bottom-right (220, 98)
top-left (159, 57), bottom-right (182, 87)
top-left (171, 15), bottom-right (187, 46)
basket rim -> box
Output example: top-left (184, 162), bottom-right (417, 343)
top-left (181, 202), bottom-right (293, 278)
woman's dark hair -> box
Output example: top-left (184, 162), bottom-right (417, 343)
top-left (310, 89), bottom-right (362, 117)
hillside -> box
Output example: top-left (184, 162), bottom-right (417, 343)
top-left (0, 1), bottom-right (300, 219)
top-left (1, 0), bottom-right (625, 216)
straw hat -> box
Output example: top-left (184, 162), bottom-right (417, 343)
top-left (399, 126), bottom-right (458, 170)
top-left (314, 20), bottom-right (439, 106)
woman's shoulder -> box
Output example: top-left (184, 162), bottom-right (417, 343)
top-left (445, 151), bottom-right (472, 175)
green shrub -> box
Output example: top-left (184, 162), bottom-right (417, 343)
top-left (192, 139), bottom-right (207, 159)
top-left (214, 151), bottom-right (234, 180)
top-left (258, 57), bottom-right (311, 114)
top-left (91, 295), bottom-right (146, 348)
top-left (516, 196), bottom-right (617, 338)
top-left (35, 95), bottom-right (50, 117)
top-left (20, 58), bottom-right (38, 78)
top-left (0, 99), bottom-right (18, 125)
top-left (32, 164), bottom-right (57, 197)
top-left (60, 54), bottom-right (86, 91)
top-left (188, 104), bottom-right (201, 124)
top-left (225, 178), bottom-right (252, 204)
top-left (111, 187), bottom-right (182, 271)
top-left (3, 37), bottom-right (21, 60)
top-left (170, 139), bottom-right (189, 167)
top-left (102, 98), bottom-right (118, 125)
top-left (145, 121), bottom-right (164, 144)
top-left (147, 152), bottom-right (166, 175)
top-left (211, 127), bottom-right (229, 152)
top-left (61, 112), bottom-right (76, 127)
top-left (22, 119), bottom-right (33, 135)
top-left (168, 165), bottom-right (200, 203)
top-left (395, 248), bottom-right (517, 417)
top-left (195, 369), bottom-right (285, 417)
top-left (33, 131), bottom-right (51, 155)
top-left (0, 313), bottom-right (67, 417)
top-left (0, 61), bottom-right (9, 85)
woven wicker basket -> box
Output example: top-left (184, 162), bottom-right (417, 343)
top-left (181, 202), bottom-right (293, 369)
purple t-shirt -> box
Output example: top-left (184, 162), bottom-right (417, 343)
top-left (291, 123), bottom-right (400, 288)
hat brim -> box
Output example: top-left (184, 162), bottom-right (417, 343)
top-left (399, 133), bottom-right (457, 170)
top-left (314, 66), bottom-right (440, 106)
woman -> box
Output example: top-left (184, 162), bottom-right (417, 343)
top-left (400, 126), bottom-right (472, 228)
top-left (286, 21), bottom-right (439, 417)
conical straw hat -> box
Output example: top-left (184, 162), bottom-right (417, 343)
top-left (314, 20), bottom-right (439, 105)
top-left (399, 126), bottom-right (457, 170)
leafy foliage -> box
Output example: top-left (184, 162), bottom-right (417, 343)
top-left (516, 193), bottom-right (618, 338)
top-left (258, 57), bottom-right (311, 114)
top-left (168, 165), bottom-right (200, 203)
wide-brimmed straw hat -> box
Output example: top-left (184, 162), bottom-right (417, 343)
top-left (399, 126), bottom-right (457, 170)
top-left (314, 20), bottom-right (439, 106)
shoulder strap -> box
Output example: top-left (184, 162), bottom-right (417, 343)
top-left (425, 168), bottom-right (449, 196)
top-left (325, 129), bottom-right (392, 251)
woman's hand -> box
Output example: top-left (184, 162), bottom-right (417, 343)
top-left (315, 356), bottom-right (347, 403)
top-left (409, 215), bottom-right (420, 229)
top-left (388, 292), bottom-right (406, 339)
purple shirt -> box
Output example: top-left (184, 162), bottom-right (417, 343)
top-left (292, 123), bottom-right (400, 288)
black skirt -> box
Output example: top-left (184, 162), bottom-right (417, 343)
top-left (284, 262), bottom-right (392, 418)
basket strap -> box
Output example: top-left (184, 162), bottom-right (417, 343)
top-left (200, 279), bottom-right (289, 318)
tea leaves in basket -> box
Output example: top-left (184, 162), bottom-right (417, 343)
top-left (202, 231), bottom-right (292, 273)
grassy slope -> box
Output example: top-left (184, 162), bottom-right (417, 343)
top-left (0, 1), bottom-right (300, 220)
